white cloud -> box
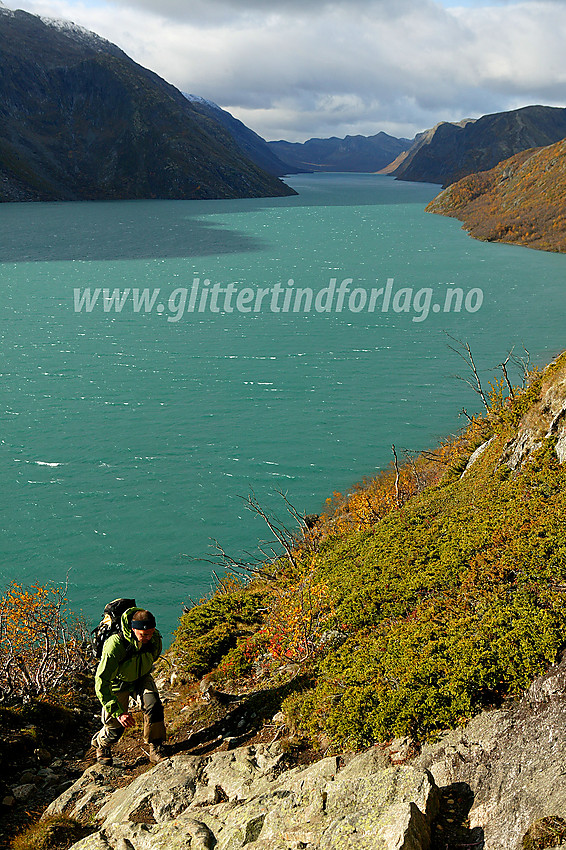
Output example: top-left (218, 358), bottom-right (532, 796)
top-left (5, 0), bottom-right (566, 141)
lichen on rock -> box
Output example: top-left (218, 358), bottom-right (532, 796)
top-left (56, 745), bottom-right (438, 850)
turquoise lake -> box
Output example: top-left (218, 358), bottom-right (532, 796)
top-left (1, 172), bottom-right (566, 640)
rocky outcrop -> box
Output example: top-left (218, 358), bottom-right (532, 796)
top-left (48, 745), bottom-right (439, 850)
top-left (418, 652), bottom-right (566, 850)
top-left (392, 105), bottom-right (566, 187)
top-left (460, 437), bottom-right (495, 477)
top-left (502, 357), bottom-right (566, 467)
top-left (0, 7), bottom-right (295, 201)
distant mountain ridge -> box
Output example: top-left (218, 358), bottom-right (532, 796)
top-left (0, 7), bottom-right (295, 202)
top-left (392, 105), bottom-right (566, 187)
top-left (268, 133), bottom-right (412, 173)
top-left (426, 137), bottom-right (566, 252)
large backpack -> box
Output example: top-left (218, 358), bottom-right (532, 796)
top-left (91, 598), bottom-right (136, 659)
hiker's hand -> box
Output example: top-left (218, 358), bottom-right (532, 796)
top-left (118, 713), bottom-right (135, 728)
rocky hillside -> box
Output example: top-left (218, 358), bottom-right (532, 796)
top-left (425, 138), bottom-right (566, 252)
top-left (0, 7), bottom-right (295, 202)
top-left (268, 132), bottom-right (412, 173)
top-left (380, 118), bottom-right (476, 176)
top-left (8, 347), bottom-right (566, 849)
top-left (184, 95), bottom-right (297, 177)
top-left (17, 652), bottom-right (566, 850)
top-left (392, 105), bottom-right (566, 187)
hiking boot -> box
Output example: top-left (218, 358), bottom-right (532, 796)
top-left (96, 745), bottom-right (113, 765)
top-left (148, 741), bottom-right (167, 764)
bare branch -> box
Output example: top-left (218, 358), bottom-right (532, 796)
top-left (183, 490), bottom-right (319, 594)
top-left (190, 540), bottom-right (278, 581)
top-left (392, 444), bottom-right (401, 508)
top-left (444, 333), bottom-right (490, 412)
top-left (241, 491), bottom-right (301, 571)
top-left (497, 347), bottom-right (515, 399)
top-left (511, 345), bottom-right (533, 387)
top-left (0, 581), bottom-right (90, 701)
top-left (403, 447), bottom-right (423, 493)
top-left (274, 489), bottom-right (319, 553)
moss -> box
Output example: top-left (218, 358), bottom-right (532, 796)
top-left (11, 815), bottom-right (91, 850)
top-left (522, 816), bottom-right (566, 850)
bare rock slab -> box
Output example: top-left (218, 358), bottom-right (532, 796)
top-left (62, 745), bottom-right (438, 850)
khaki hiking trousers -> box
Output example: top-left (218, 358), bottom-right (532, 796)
top-left (93, 673), bottom-right (166, 748)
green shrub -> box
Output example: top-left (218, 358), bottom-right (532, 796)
top-left (281, 408), bottom-right (566, 747)
top-left (177, 357), bottom-right (566, 751)
top-left (171, 588), bottom-right (266, 679)
top-left (216, 631), bottom-right (270, 681)
top-left (284, 586), bottom-right (566, 748)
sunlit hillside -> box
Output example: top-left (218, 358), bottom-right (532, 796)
top-left (426, 138), bottom-right (566, 253)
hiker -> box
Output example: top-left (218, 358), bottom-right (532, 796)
top-left (91, 607), bottom-right (167, 765)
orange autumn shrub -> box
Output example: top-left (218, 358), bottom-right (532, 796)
top-left (0, 581), bottom-right (90, 700)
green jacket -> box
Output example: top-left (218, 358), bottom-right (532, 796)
top-left (94, 606), bottom-right (162, 719)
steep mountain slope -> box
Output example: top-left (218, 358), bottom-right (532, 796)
top-left (381, 118), bottom-right (475, 176)
top-left (268, 132), bottom-right (412, 172)
top-left (393, 105), bottom-right (566, 187)
top-left (184, 94), bottom-right (297, 177)
top-left (426, 138), bottom-right (566, 252)
top-left (0, 7), bottom-right (295, 201)
top-left (167, 349), bottom-right (566, 756)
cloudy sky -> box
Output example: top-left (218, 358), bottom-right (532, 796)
top-left (4, 0), bottom-right (566, 141)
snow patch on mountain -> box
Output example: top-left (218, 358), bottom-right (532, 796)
top-left (184, 93), bottom-right (222, 110)
top-left (40, 15), bottom-right (114, 50)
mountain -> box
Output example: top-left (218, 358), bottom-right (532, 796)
top-left (0, 7), bottom-right (295, 202)
top-left (426, 138), bottom-right (566, 252)
top-left (379, 118), bottom-right (476, 176)
top-left (392, 105), bottom-right (566, 187)
top-left (267, 132), bottom-right (412, 173)
top-left (183, 94), bottom-right (297, 177)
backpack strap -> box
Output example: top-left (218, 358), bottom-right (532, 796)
top-left (116, 630), bottom-right (137, 664)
